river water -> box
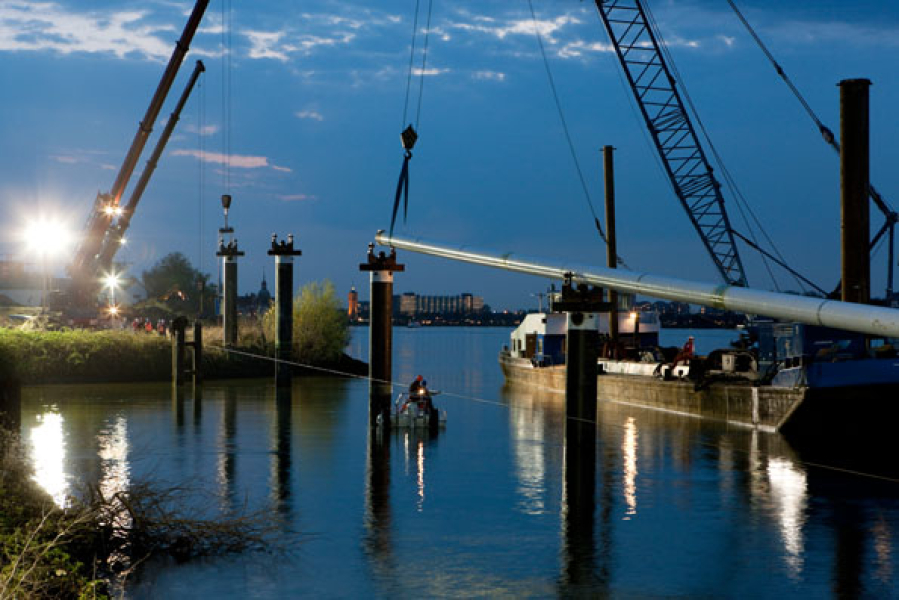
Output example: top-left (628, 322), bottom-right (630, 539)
top-left (19, 327), bottom-right (899, 598)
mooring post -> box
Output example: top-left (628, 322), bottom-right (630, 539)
top-left (216, 194), bottom-right (244, 346)
top-left (217, 242), bottom-right (243, 346)
top-left (268, 234), bottom-right (303, 387)
top-left (191, 320), bottom-right (203, 385)
top-left (602, 145), bottom-right (619, 345)
top-left (554, 277), bottom-right (609, 426)
top-left (360, 243), bottom-right (404, 427)
top-left (171, 316), bottom-right (188, 388)
top-left (839, 78), bottom-right (871, 305)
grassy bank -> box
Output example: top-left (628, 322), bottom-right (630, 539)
top-left (0, 325), bottom-right (365, 385)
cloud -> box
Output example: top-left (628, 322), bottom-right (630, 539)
top-left (277, 194), bottom-right (315, 202)
top-left (557, 40), bottom-right (613, 59)
top-left (0, 1), bottom-right (175, 60)
top-left (412, 66), bottom-right (447, 76)
top-left (449, 13), bottom-right (581, 45)
top-left (296, 110), bottom-right (324, 122)
top-left (244, 28), bottom-right (356, 62)
top-left (473, 70), bottom-right (506, 82)
top-left (171, 149), bottom-right (276, 170)
top-left (271, 165), bottom-right (292, 173)
top-left (184, 124), bottom-right (220, 136)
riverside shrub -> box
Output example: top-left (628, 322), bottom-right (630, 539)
top-left (262, 280), bottom-right (350, 366)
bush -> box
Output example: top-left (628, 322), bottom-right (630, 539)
top-left (262, 280), bottom-right (350, 366)
top-left (0, 329), bottom-right (171, 384)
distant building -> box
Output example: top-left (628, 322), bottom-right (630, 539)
top-left (396, 292), bottom-right (486, 316)
top-left (257, 273), bottom-right (272, 314)
top-left (348, 286), bottom-right (359, 320)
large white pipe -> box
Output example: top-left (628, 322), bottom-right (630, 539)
top-left (375, 231), bottom-right (899, 338)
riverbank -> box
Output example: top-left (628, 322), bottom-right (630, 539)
top-left (0, 328), bottom-right (366, 385)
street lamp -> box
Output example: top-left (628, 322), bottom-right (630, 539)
top-left (103, 272), bottom-right (121, 318)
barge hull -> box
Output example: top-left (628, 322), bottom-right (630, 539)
top-left (500, 356), bottom-right (807, 432)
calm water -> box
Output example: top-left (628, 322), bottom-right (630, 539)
top-left (20, 327), bottom-right (899, 598)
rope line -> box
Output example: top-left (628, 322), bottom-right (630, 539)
top-left (414, 0), bottom-right (434, 130)
top-left (526, 0), bottom-right (609, 247)
top-left (205, 343), bottom-right (899, 484)
top-left (401, 0), bottom-right (421, 129)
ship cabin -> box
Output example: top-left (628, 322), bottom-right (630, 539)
top-left (507, 293), bottom-right (660, 366)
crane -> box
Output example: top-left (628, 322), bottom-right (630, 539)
top-left (95, 60), bottom-right (206, 275)
top-left (591, 0), bottom-right (748, 287)
top-left (67, 0), bottom-right (209, 306)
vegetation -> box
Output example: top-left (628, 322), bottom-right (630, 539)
top-left (262, 280), bottom-right (351, 366)
top-left (0, 430), bottom-right (281, 599)
top-left (0, 328), bottom-right (171, 384)
top-left (0, 279), bottom-right (360, 385)
top-left (139, 252), bottom-right (216, 318)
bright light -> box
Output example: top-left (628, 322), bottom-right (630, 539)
top-left (107, 304), bottom-right (119, 316)
top-left (103, 272), bottom-right (121, 290)
top-left (629, 311), bottom-right (638, 320)
top-left (23, 217), bottom-right (73, 258)
top-left (119, 237), bottom-right (127, 246)
top-left (103, 205), bottom-right (123, 217)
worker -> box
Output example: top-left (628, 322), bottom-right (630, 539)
top-left (409, 375), bottom-right (424, 395)
top-left (675, 336), bottom-right (695, 365)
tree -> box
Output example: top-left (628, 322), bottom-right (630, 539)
top-left (140, 252), bottom-right (215, 316)
top-left (263, 280), bottom-right (349, 365)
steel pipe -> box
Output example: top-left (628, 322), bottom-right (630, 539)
top-left (375, 231), bottom-right (899, 338)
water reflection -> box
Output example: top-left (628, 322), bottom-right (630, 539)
top-left (510, 397), bottom-right (547, 516)
top-left (29, 409), bottom-right (68, 506)
top-left (766, 456), bottom-right (807, 576)
top-left (97, 415), bottom-right (130, 505)
top-left (270, 386), bottom-right (292, 513)
top-left (217, 386), bottom-right (238, 508)
top-left (363, 426), bottom-right (394, 581)
top-left (622, 416), bottom-right (638, 519)
top-left (402, 430), bottom-right (435, 512)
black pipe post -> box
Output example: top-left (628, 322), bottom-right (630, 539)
top-left (216, 194), bottom-right (244, 346)
top-left (360, 244), bottom-right (404, 428)
top-left (171, 316), bottom-right (188, 388)
top-left (602, 146), bottom-right (619, 345)
top-left (268, 234), bottom-right (303, 387)
top-left (191, 320), bottom-right (203, 386)
top-left (554, 278), bottom-right (609, 427)
top-left (217, 241), bottom-right (243, 346)
top-left (839, 78), bottom-right (871, 305)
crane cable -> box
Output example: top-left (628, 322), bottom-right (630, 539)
top-left (642, 0), bottom-right (810, 293)
top-left (526, 0), bottom-right (630, 269)
top-left (727, 0), bottom-right (898, 282)
top-left (726, 0), bottom-right (838, 152)
top-left (390, 0), bottom-right (434, 238)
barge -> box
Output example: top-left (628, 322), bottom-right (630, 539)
top-left (499, 301), bottom-right (899, 433)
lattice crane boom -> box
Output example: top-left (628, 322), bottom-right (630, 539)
top-left (593, 0), bottom-right (748, 287)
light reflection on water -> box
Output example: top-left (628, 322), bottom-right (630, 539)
top-left (16, 328), bottom-right (899, 598)
top-left (28, 410), bottom-right (67, 507)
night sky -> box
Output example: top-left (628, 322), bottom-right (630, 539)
top-left (1, 0), bottom-right (897, 309)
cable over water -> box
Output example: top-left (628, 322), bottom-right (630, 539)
top-left (206, 344), bottom-right (899, 485)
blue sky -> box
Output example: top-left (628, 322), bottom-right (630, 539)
top-left (1, 0), bottom-right (897, 309)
